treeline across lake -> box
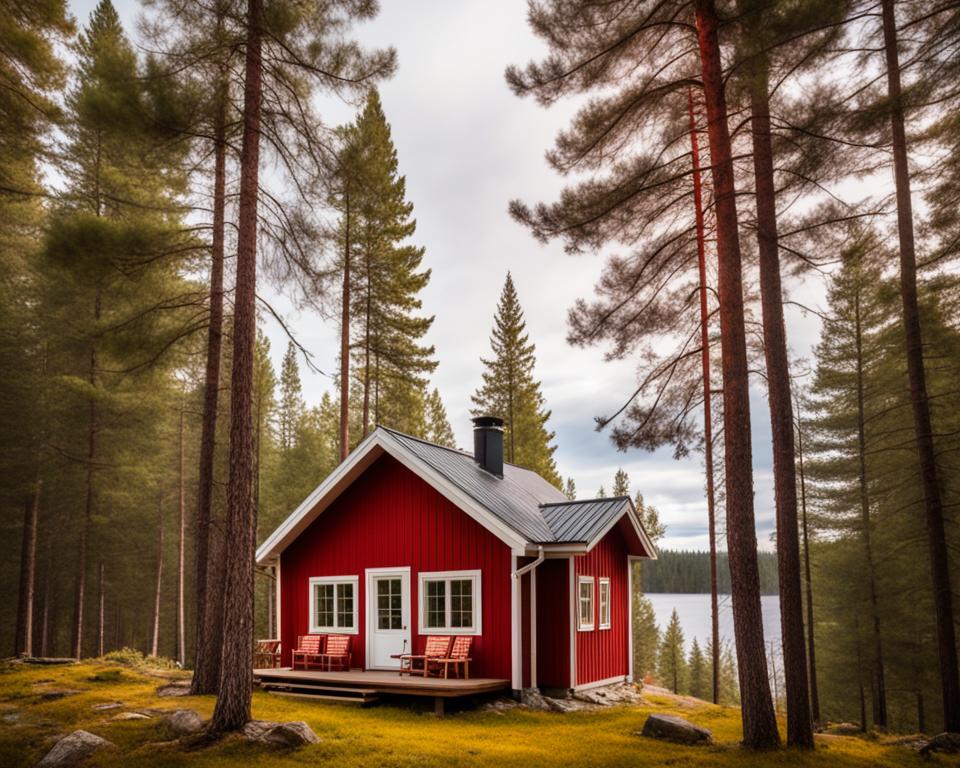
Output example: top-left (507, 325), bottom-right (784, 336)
top-left (642, 550), bottom-right (779, 595)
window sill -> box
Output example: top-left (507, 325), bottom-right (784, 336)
top-left (308, 626), bottom-right (360, 635)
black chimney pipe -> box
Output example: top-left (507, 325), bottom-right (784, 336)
top-left (472, 416), bottom-right (504, 477)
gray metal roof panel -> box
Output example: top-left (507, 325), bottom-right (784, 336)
top-left (540, 497), bottom-right (633, 544)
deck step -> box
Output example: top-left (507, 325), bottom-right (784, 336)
top-left (259, 681), bottom-right (380, 704)
top-left (265, 690), bottom-right (379, 706)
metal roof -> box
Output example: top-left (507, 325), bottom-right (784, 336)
top-left (381, 427), bottom-right (564, 543)
top-left (540, 497), bottom-right (633, 544)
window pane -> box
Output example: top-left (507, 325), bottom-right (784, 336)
top-left (336, 582), bottom-right (354, 629)
top-left (450, 579), bottom-right (473, 628)
top-left (579, 581), bottom-right (593, 627)
top-left (315, 583), bottom-right (334, 628)
top-left (600, 581), bottom-right (610, 626)
top-left (425, 580), bottom-right (446, 628)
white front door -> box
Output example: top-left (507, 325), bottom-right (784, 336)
top-left (365, 568), bottom-right (411, 669)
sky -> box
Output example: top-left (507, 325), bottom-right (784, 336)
top-left (70, 0), bottom-right (835, 552)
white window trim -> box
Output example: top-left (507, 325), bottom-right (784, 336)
top-left (418, 569), bottom-right (482, 636)
top-left (577, 575), bottom-right (595, 631)
top-left (598, 577), bottom-right (611, 630)
top-left (308, 575), bottom-right (359, 635)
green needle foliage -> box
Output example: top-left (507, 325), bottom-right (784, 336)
top-left (472, 272), bottom-right (561, 487)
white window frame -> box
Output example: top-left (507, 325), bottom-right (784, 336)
top-left (577, 575), bottom-right (595, 631)
top-left (308, 575), bottom-right (359, 634)
top-left (598, 578), bottom-right (611, 630)
top-left (417, 569), bottom-right (482, 635)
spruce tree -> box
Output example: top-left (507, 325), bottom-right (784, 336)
top-left (633, 595), bottom-right (660, 681)
top-left (659, 609), bottom-right (688, 694)
top-left (612, 468), bottom-right (630, 497)
top-left (472, 273), bottom-right (561, 486)
top-left (424, 388), bottom-right (456, 448)
top-left (689, 638), bottom-right (708, 699)
top-left (277, 342), bottom-right (305, 453)
top-left (564, 477), bottom-right (577, 501)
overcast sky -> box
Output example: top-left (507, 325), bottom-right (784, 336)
top-left (71, 0), bottom-right (839, 551)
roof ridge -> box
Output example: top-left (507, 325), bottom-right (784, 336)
top-left (540, 495), bottom-right (631, 507)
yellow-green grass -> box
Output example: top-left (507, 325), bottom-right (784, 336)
top-left (0, 660), bottom-right (950, 767)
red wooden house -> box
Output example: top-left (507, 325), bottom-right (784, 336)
top-left (255, 416), bottom-right (656, 695)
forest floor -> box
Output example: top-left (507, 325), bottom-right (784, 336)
top-left (0, 656), bottom-right (953, 767)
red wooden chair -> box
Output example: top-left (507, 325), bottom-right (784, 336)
top-left (253, 638), bottom-right (281, 669)
top-left (428, 636), bottom-right (473, 679)
top-left (399, 636), bottom-right (451, 677)
top-left (291, 634), bottom-right (326, 670)
top-left (317, 634), bottom-right (352, 671)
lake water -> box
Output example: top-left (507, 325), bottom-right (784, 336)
top-left (646, 593), bottom-right (782, 654)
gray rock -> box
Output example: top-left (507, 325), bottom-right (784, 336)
top-left (39, 690), bottom-right (82, 701)
top-left (110, 712), bottom-right (150, 721)
top-left (241, 720), bottom-right (280, 740)
top-left (823, 722), bottom-right (863, 736)
top-left (23, 657), bottom-right (78, 666)
top-left (259, 721), bottom-right (319, 748)
top-left (92, 701), bottom-right (123, 712)
top-left (37, 730), bottom-right (114, 767)
top-left (156, 681), bottom-right (192, 698)
top-left (641, 713), bottom-right (713, 745)
top-left (920, 732), bottom-right (960, 756)
top-left (163, 709), bottom-right (205, 735)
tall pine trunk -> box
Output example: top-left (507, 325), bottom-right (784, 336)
top-left (177, 401), bottom-right (186, 667)
top-left (339, 189), bottom-right (351, 461)
top-left (879, 0), bottom-right (960, 731)
top-left (15, 481), bottom-right (40, 656)
top-left (747, 60), bottom-right (812, 748)
top-left (694, 0), bottom-right (779, 748)
top-left (687, 87), bottom-right (721, 706)
top-left (794, 395), bottom-right (820, 723)
top-left (97, 562), bottom-right (104, 657)
top-left (853, 284), bottom-right (887, 727)
top-left (211, 0), bottom-right (263, 731)
top-left (151, 498), bottom-right (164, 658)
top-left (192, 74), bottom-right (228, 695)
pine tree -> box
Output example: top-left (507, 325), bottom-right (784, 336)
top-left (689, 638), bottom-right (708, 699)
top-left (659, 609), bottom-right (688, 694)
top-left (633, 595), bottom-right (660, 682)
top-left (277, 342), bottom-right (305, 453)
top-left (564, 478), bottom-right (577, 501)
top-left (596, 485), bottom-right (606, 499)
top-left (473, 273), bottom-right (560, 486)
top-left (424, 389), bottom-right (456, 448)
top-left (634, 492), bottom-right (666, 544)
top-left (612, 468), bottom-right (630, 497)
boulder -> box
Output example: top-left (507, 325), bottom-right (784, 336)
top-left (111, 712), bottom-right (150, 721)
top-left (241, 720), bottom-right (280, 740)
top-left (163, 709), bottom-right (205, 736)
top-left (920, 732), bottom-right (960, 756)
top-left (92, 701), bottom-right (123, 712)
top-left (38, 730), bottom-right (114, 767)
top-left (641, 713), bottom-right (713, 745)
top-left (822, 722), bottom-right (863, 736)
top-left (259, 721), bottom-right (320, 748)
top-left (156, 681), bottom-right (192, 698)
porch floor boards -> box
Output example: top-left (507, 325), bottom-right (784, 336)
top-left (253, 668), bottom-right (510, 698)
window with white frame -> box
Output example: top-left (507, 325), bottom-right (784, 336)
top-left (308, 576), bottom-right (358, 634)
top-left (599, 578), bottom-right (611, 629)
top-left (418, 570), bottom-right (481, 634)
top-left (577, 576), bottom-right (595, 631)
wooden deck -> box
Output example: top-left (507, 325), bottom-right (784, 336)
top-left (253, 668), bottom-right (510, 715)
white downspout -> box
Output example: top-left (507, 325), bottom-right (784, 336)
top-left (512, 546), bottom-right (545, 691)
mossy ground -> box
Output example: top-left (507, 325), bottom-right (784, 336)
top-left (0, 659), bottom-right (952, 767)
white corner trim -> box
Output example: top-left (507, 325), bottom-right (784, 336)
top-left (626, 558), bottom-right (634, 683)
top-left (568, 557), bottom-right (576, 688)
top-left (307, 575), bottom-right (360, 635)
top-left (417, 569), bottom-right (483, 636)
top-left (275, 556), bottom-right (282, 642)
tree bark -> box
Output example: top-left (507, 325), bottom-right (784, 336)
top-left (747, 61), bottom-right (813, 748)
top-left (879, 0), bottom-right (960, 732)
top-left (687, 87), bottom-right (720, 706)
top-left (339, 188), bottom-right (351, 461)
top-left (177, 401), bottom-right (186, 667)
top-left (152, 497), bottom-right (164, 658)
top-left (192, 69), bottom-right (228, 696)
top-left (794, 394), bottom-right (820, 723)
top-left (853, 283), bottom-right (887, 728)
top-left (211, 0), bottom-right (263, 731)
top-left (693, 0), bottom-right (780, 749)
top-left (97, 562), bottom-right (104, 657)
top-left (15, 482), bottom-right (40, 657)
top-left (362, 248), bottom-right (372, 437)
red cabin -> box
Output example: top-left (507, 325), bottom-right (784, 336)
top-left (255, 417), bottom-right (656, 695)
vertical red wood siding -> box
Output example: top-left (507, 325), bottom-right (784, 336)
top-left (278, 454), bottom-right (513, 679)
top-left (574, 525), bottom-right (630, 686)
top-left (535, 557), bottom-right (571, 689)
top-left (521, 568), bottom-right (531, 688)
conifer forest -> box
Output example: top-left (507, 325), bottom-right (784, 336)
top-left (3, 0), bottom-right (960, 760)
